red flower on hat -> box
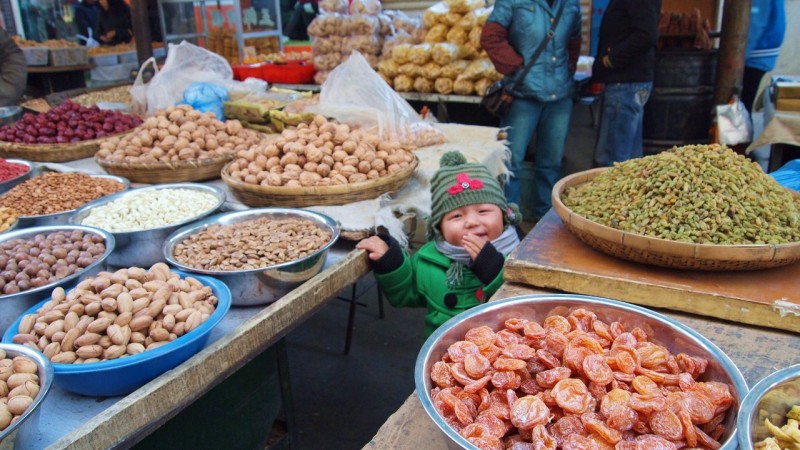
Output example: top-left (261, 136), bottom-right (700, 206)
top-left (448, 172), bottom-right (484, 195)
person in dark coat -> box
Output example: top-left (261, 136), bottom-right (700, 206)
top-left (73, 0), bottom-right (100, 42)
top-left (0, 28), bottom-right (27, 106)
top-left (591, 0), bottom-right (661, 168)
top-left (97, 0), bottom-right (133, 46)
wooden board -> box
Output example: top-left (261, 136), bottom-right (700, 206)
top-left (504, 210), bottom-right (800, 333)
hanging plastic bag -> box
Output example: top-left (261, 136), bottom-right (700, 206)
top-left (312, 51), bottom-right (446, 149)
top-left (140, 41), bottom-right (234, 116)
top-left (130, 57), bottom-right (159, 117)
top-left (76, 27), bottom-right (100, 48)
top-left (713, 95), bottom-right (752, 146)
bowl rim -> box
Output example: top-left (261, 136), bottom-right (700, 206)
top-left (414, 293), bottom-right (749, 450)
top-left (0, 225), bottom-right (116, 301)
top-left (0, 158), bottom-right (34, 187)
top-left (737, 363), bottom-right (800, 449)
top-left (1, 270), bottom-right (231, 373)
top-left (162, 207), bottom-right (341, 275)
top-left (12, 173), bottom-right (130, 221)
top-left (0, 342), bottom-right (54, 442)
top-left (69, 182), bottom-right (226, 234)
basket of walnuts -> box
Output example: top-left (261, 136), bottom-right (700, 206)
top-left (95, 105), bottom-right (264, 183)
top-left (221, 114), bottom-right (418, 207)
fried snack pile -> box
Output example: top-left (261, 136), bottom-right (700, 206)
top-left (755, 405), bottom-right (800, 450)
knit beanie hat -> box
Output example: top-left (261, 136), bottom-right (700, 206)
top-left (428, 151), bottom-right (521, 239)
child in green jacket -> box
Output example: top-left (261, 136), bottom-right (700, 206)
top-left (356, 151), bottom-right (522, 338)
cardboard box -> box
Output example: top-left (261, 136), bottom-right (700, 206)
top-left (776, 98), bottom-right (800, 112)
top-left (776, 82), bottom-right (800, 99)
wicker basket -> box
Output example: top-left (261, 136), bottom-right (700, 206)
top-left (552, 168), bottom-right (800, 271)
top-left (221, 156), bottom-right (418, 207)
top-left (96, 154), bottom-right (233, 184)
top-left (0, 132), bottom-right (132, 162)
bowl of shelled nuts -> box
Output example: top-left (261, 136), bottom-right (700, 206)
top-left (0, 207), bottom-right (18, 234)
top-left (3, 263), bottom-right (231, 397)
top-left (0, 343), bottom-right (54, 444)
top-left (163, 208), bottom-right (340, 305)
top-left (0, 172), bottom-right (129, 228)
top-left (553, 144), bottom-right (800, 271)
top-left (70, 183), bottom-right (225, 268)
top-left (0, 225), bottom-right (114, 337)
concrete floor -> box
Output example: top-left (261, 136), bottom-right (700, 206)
top-left (283, 105), bottom-right (599, 450)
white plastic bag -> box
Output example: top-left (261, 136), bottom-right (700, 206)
top-left (715, 95), bottom-right (752, 146)
top-left (130, 57), bottom-right (158, 117)
top-left (140, 41), bottom-right (233, 116)
top-left (76, 27), bottom-right (100, 48)
top-left (313, 51), bottom-right (446, 149)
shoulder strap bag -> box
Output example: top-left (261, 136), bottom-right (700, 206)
top-left (480, 1), bottom-right (565, 118)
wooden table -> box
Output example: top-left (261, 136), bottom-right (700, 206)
top-left (366, 215), bottom-right (800, 449)
top-left (26, 64), bottom-right (95, 97)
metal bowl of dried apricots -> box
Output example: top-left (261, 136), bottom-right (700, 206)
top-left (415, 294), bottom-right (748, 450)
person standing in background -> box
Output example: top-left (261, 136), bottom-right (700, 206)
top-left (741, 0), bottom-right (785, 113)
top-left (73, 0), bottom-right (100, 43)
top-left (97, 0), bottom-right (132, 46)
top-left (0, 28), bottom-right (27, 106)
top-left (480, 0), bottom-right (582, 223)
top-left (591, 0), bottom-right (661, 168)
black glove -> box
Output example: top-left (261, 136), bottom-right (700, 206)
top-left (370, 233), bottom-right (404, 275)
top-left (468, 242), bottom-right (504, 285)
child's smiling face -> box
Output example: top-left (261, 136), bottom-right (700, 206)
top-left (439, 203), bottom-right (504, 247)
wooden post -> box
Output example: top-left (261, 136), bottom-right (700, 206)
top-left (130, 0), bottom-right (154, 65)
top-left (713, 0), bottom-right (751, 105)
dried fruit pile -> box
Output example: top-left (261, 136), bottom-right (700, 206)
top-left (429, 308), bottom-right (735, 449)
top-left (562, 144), bottom-right (800, 245)
top-left (0, 100), bottom-right (141, 144)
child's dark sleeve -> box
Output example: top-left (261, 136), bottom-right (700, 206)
top-left (369, 233), bottom-right (405, 275)
top-left (468, 242), bottom-right (505, 285)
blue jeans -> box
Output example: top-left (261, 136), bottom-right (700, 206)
top-left (501, 96), bottom-right (573, 221)
top-left (593, 82), bottom-right (652, 167)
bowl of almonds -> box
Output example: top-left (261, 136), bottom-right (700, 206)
top-left (163, 208), bottom-right (340, 305)
top-left (2, 263), bottom-right (231, 397)
top-left (0, 343), bottom-right (54, 444)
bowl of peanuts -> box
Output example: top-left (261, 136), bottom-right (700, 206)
top-left (163, 208), bottom-right (340, 306)
top-left (3, 263), bottom-right (231, 397)
top-left (70, 183), bottom-right (226, 268)
top-left (0, 343), bottom-right (54, 444)
top-left (1, 172), bottom-right (129, 228)
top-left (0, 225), bottom-right (115, 337)
top-left (416, 294), bottom-right (748, 450)
top-left (738, 364), bottom-right (800, 450)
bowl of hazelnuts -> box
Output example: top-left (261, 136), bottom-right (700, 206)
top-left (0, 225), bottom-right (115, 336)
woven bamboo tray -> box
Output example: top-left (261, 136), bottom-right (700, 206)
top-left (96, 154), bottom-right (233, 183)
top-left (221, 156), bottom-right (418, 207)
top-left (552, 168), bottom-right (800, 271)
top-left (0, 131), bottom-right (132, 162)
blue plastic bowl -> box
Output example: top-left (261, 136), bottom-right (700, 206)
top-left (2, 270), bottom-right (231, 397)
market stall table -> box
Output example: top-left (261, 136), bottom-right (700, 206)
top-left (25, 64), bottom-right (95, 97)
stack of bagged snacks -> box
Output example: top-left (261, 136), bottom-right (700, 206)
top-left (377, 0), bottom-right (501, 95)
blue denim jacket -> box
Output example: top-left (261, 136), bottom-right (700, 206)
top-left (486, 0), bottom-right (581, 102)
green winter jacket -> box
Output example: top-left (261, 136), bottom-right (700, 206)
top-left (374, 240), bottom-right (506, 338)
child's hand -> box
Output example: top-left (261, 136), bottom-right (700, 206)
top-left (356, 236), bottom-right (390, 261)
top-left (462, 233), bottom-right (488, 261)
